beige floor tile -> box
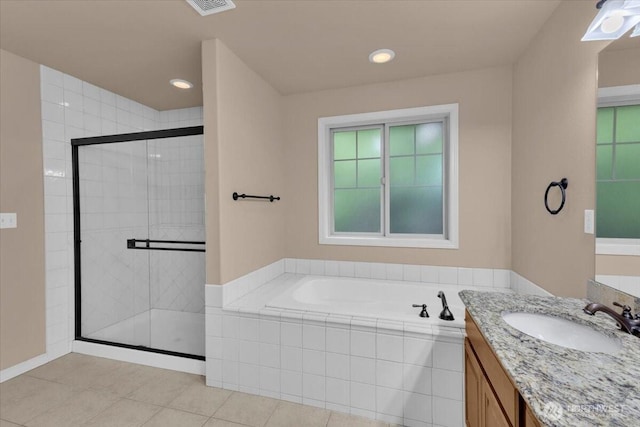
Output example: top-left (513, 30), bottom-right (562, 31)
top-left (0, 420), bottom-right (22, 427)
top-left (89, 362), bottom-right (161, 396)
top-left (126, 369), bottom-right (202, 406)
top-left (326, 412), bottom-right (389, 427)
top-left (204, 419), bottom-right (251, 427)
top-left (24, 388), bottom-right (118, 427)
top-left (0, 376), bottom-right (77, 425)
top-left (265, 401), bottom-right (331, 427)
top-left (25, 353), bottom-right (94, 382)
top-left (169, 383), bottom-right (232, 416)
top-left (83, 398), bottom-right (161, 427)
top-left (53, 356), bottom-right (125, 389)
top-left (142, 407), bottom-right (209, 427)
top-left (213, 392), bottom-right (279, 427)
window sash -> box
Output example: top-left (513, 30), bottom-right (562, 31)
top-left (330, 119), bottom-right (447, 239)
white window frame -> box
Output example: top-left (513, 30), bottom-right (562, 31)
top-left (595, 84), bottom-right (640, 256)
top-left (318, 104), bottom-right (459, 249)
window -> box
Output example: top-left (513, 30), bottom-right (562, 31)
top-left (596, 85), bottom-right (640, 256)
top-left (318, 104), bottom-right (459, 248)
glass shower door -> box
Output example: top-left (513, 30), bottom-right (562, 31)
top-left (74, 127), bottom-right (205, 358)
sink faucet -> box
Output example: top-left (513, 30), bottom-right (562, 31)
top-left (583, 302), bottom-right (640, 337)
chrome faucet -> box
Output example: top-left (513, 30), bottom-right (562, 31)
top-left (583, 302), bottom-right (640, 337)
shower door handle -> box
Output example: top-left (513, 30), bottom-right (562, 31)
top-left (126, 238), bottom-right (205, 252)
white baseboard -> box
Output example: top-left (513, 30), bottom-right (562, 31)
top-left (72, 340), bottom-right (205, 375)
top-left (0, 352), bottom-right (50, 383)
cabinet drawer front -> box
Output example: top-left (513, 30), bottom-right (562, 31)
top-left (466, 311), bottom-right (518, 426)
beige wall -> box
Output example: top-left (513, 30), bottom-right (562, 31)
top-left (202, 40), bottom-right (286, 284)
top-left (596, 255), bottom-right (640, 276)
top-left (511, 2), bottom-right (610, 298)
top-left (595, 46), bottom-right (640, 278)
top-left (283, 66), bottom-right (512, 268)
top-left (0, 49), bottom-right (46, 370)
top-left (598, 47), bottom-right (640, 88)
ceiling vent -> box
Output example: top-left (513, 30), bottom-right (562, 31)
top-left (186, 0), bottom-right (236, 16)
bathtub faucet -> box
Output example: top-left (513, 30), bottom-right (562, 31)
top-left (412, 304), bottom-right (429, 318)
top-left (437, 291), bottom-right (455, 321)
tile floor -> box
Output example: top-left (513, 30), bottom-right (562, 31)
top-left (0, 353), bottom-right (391, 427)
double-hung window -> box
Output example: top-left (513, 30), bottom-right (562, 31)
top-left (318, 104), bottom-right (459, 248)
top-left (596, 85), bottom-right (640, 256)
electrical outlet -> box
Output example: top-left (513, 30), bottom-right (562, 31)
top-left (584, 209), bottom-right (594, 234)
top-left (0, 213), bottom-right (17, 229)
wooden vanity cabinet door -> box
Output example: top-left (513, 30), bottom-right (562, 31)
top-left (483, 379), bottom-right (512, 427)
top-left (465, 339), bottom-right (482, 427)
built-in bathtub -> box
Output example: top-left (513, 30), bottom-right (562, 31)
top-left (204, 264), bottom-right (503, 427)
top-left (267, 276), bottom-right (466, 326)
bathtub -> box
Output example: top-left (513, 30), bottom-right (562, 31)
top-left (267, 275), bottom-right (465, 327)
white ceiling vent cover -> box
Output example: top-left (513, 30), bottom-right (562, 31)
top-left (186, 0), bottom-right (236, 16)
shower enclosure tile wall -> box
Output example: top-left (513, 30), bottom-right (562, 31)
top-left (40, 64), bottom-right (203, 360)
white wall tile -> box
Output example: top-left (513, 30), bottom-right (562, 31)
top-left (376, 360), bottom-right (403, 389)
top-left (354, 262), bottom-right (372, 279)
top-left (432, 369), bottom-right (463, 400)
top-left (303, 373), bottom-right (325, 401)
top-left (351, 330), bottom-right (375, 358)
top-left (350, 356), bottom-right (375, 385)
top-left (326, 327), bottom-right (349, 354)
top-left (404, 391), bottom-right (432, 423)
top-left (433, 341), bottom-right (463, 372)
top-left (238, 341), bottom-right (259, 365)
top-left (325, 260), bottom-right (339, 276)
top-left (432, 396), bottom-right (463, 427)
top-left (350, 382), bottom-right (376, 411)
top-left (239, 363), bottom-right (260, 389)
top-left (281, 346), bottom-right (302, 372)
top-left (439, 267), bottom-right (458, 285)
top-left (260, 343), bottom-right (280, 368)
top-left (303, 349), bottom-right (325, 376)
top-left (259, 320), bottom-right (280, 344)
top-left (403, 364), bottom-right (431, 395)
top-left (281, 370), bottom-right (302, 397)
top-left (472, 268), bottom-right (493, 287)
top-left (386, 264), bottom-right (403, 281)
top-left (326, 377), bottom-right (350, 406)
top-left (260, 366), bottom-right (280, 392)
top-left (403, 265), bottom-right (421, 282)
top-left (338, 261), bottom-right (355, 277)
top-left (303, 324), bottom-right (325, 351)
top-left (457, 268), bottom-right (473, 286)
top-left (326, 353), bottom-right (349, 380)
top-left (404, 337), bottom-right (434, 367)
top-left (376, 386), bottom-right (404, 417)
top-left (376, 333), bottom-right (403, 362)
top-left (279, 319), bottom-right (303, 347)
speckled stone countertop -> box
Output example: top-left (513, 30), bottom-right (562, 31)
top-left (459, 290), bottom-right (640, 427)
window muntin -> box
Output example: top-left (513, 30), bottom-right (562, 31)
top-left (318, 104), bottom-right (458, 249)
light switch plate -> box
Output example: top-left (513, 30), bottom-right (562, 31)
top-left (0, 213), bottom-right (17, 229)
top-left (584, 209), bottom-right (594, 234)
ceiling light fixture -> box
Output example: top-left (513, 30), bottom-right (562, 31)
top-left (582, 0), bottom-right (640, 41)
top-left (369, 49), bottom-right (395, 64)
top-left (170, 79), bottom-right (193, 89)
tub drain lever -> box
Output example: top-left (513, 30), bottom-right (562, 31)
top-left (437, 291), bottom-right (455, 321)
top-left (412, 304), bottom-right (429, 318)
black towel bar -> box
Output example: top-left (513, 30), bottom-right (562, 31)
top-left (232, 192), bottom-right (280, 202)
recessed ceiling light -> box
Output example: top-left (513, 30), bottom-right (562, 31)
top-left (369, 49), bottom-right (395, 64)
top-left (170, 79), bottom-right (193, 89)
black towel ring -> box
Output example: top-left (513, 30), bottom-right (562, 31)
top-left (544, 178), bottom-right (568, 215)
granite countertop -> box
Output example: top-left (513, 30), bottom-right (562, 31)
top-left (459, 290), bottom-right (640, 427)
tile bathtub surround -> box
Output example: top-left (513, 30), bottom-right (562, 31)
top-left (0, 353), bottom-right (391, 427)
top-left (460, 290), bottom-right (640, 426)
top-left (206, 273), bottom-right (468, 427)
top-left (283, 258), bottom-right (512, 290)
top-left (39, 64), bottom-right (203, 369)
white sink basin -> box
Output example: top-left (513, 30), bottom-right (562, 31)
top-left (501, 312), bottom-right (622, 355)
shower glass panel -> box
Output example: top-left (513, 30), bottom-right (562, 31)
top-left (73, 127), bottom-right (205, 359)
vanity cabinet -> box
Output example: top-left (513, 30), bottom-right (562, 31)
top-left (465, 310), bottom-right (541, 427)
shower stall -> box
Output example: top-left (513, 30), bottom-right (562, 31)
top-left (72, 126), bottom-right (205, 359)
